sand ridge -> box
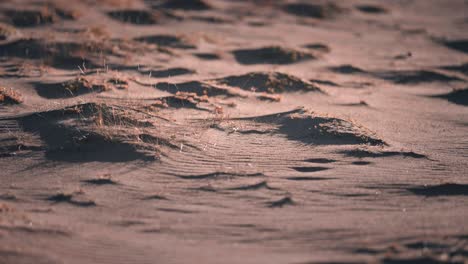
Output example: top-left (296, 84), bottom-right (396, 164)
top-left (0, 0), bottom-right (467, 263)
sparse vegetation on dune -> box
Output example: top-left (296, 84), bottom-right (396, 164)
top-left (0, 86), bottom-right (22, 104)
top-left (0, 1), bottom-right (466, 263)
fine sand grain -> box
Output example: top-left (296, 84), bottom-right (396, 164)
top-left (0, 0), bottom-right (467, 263)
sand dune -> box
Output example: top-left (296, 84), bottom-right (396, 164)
top-left (0, 0), bottom-right (467, 263)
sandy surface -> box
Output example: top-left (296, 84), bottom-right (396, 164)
top-left (0, 0), bottom-right (467, 263)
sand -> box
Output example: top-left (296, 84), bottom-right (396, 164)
top-left (0, 0), bottom-right (467, 263)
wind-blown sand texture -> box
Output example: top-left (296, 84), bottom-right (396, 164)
top-left (0, 0), bottom-right (467, 263)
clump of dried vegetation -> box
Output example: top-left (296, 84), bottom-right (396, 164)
top-left (0, 87), bottom-right (23, 104)
top-left (175, 91), bottom-right (208, 103)
top-left (62, 76), bottom-right (111, 95)
top-left (149, 91), bottom-right (208, 110)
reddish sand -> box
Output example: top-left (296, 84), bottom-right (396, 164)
top-left (0, 0), bottom-right (467, 263)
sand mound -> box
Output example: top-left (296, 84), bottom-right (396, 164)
top-left (339, 149), bottom-right (427, 159)
top-left (193, 52), bottom-right (220, 60)
top-left (0, 0), bottom-right (466, 262)
top-left (176, 172), bottom-right (264, 180)
top-left (2, 103), bottom-right (178, 162)
top-left (148, 93), bottom-right (209, 111)
top-left (155, 81), bottom-right (235, 97)
top-left (232, 46), bottom-right (313, 65)
top-left (0, 37), bottom-right (140, 70)
top-left (302, 43), bottom-right (330, 53)
top-left (107, 10), bottom-right (159, 25)
top-left (139, 67), bottom-right (195, 78)
top-left (0, 23), bottom-right (20, 41)
top-left (0, 39), bottom-right (58, 59)
top-left (442, 39), bottom-right (468, 54)
top-left (32, 77), bottom-right (111, 99)
top-left (310, 79), bottom-right (340, 87)
top-left (221, 109), bottom-right (385, 146)
top-left (329, 64), bottom-right (366, 74)
top-left (46, 192), bottom-right (96, 207)
top-left (352, 235), bottom-right (467, 263)
top-left (213, 72), bottom-right (322, 94)
top-left (374, 70), bottom-right (463, 84)
top-left (3, 6), bottom-right (78, 27)
top-left (441, 63), bottom-right (468, 76)
top-left (355, 4), bottom-right (388, 14)
top-left (134, 34), bottom-right (195, 49)
top-left (282, 3), bottom-right (343, 19)
top-left (226, 181), bottom-right (277, 191)
top-left (157, 0), bottom-right (212, 10)
top-left (408, 183), bottom-right (468, 196)
top-left (190, 15), bottom-right (230, 24)
top-left (433, 88), bottom-right (468, 106)
top-left (4, 9), bottom-right (56, 27)
top-left (0, 39), bottom-right (112, 69)
top-left (267, 197), bottom-right (295, 208)
top-left (329, 65), bottom-right (463, 84)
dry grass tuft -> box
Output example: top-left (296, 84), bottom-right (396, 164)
top-left (175, 91), bottom-right (209, 103)
top-left (0, 87), bottom-right (23, 104)
top-left (63, 76), bottom-right (111, 94)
